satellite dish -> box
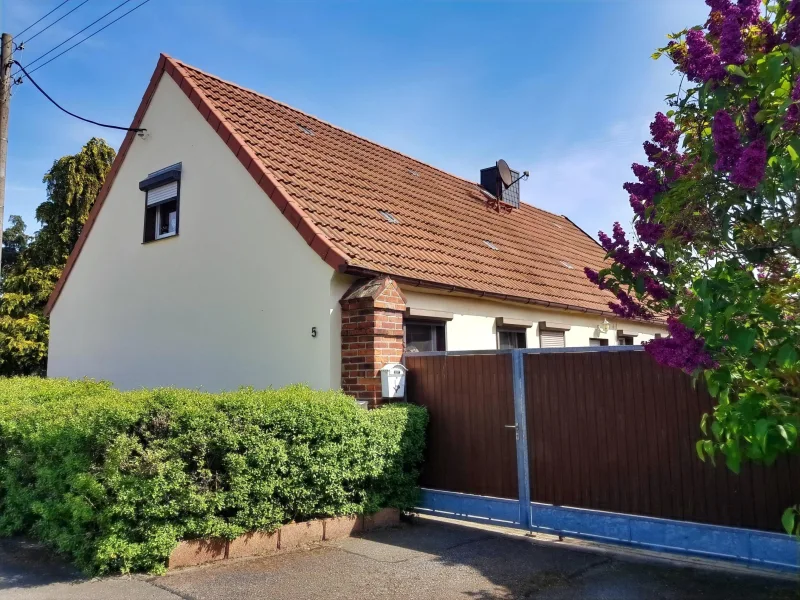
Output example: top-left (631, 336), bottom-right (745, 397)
top-left (496, 159), bottom-right (513, 188)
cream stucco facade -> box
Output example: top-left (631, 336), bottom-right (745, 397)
top-left (48, 75), bottom-right (351, 391)
top-left (47, 72), bottom-right (666, 393)
top-left (400, 288), bottom-right (665, 350)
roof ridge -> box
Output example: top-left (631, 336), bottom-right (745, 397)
top-left (171, 56), bottom-right (571, 225)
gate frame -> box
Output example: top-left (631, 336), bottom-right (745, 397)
top-left (408, 346), bottom-right (799, 572)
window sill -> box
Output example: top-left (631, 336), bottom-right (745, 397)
top-left (143, 232), bottom-right (178, 244)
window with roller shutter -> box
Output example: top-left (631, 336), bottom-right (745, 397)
top-left (539, 329), bottom-right (565, 348)
top-left (140, 164), bottom-right (181, 243)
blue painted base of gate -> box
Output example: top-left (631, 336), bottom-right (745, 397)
top-left (416, 489), bottom-right (799, 572)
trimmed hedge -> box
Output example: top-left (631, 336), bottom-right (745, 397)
top-left (0, 378), bottom-right (427, 574)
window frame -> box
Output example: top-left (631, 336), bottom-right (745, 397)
top-left (403, 319), bottom-right (447, 353)
top-left (589, 338), bottom-right (609, 347)
top-left (618, 335), bottom-right (635, 346)
top-left (140, 164), bottom-right (182, 244)
top-left (539, 328), bottom-right (566, 348)
top-left (153, 197), bottom-right (179, 240)
top-left (497, 327), bottom-right (527, 350)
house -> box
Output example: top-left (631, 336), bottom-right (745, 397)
top-left (45, 54), bottom-right (666, 404)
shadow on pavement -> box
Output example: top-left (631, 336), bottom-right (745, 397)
top-left (339, 517), bottom-right (799, 600)
top-left (0, 537), bottom-right (83, 591)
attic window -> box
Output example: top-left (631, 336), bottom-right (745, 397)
top-left (408, 168), bottom-right (420, 177)
top-left (298, 124), bottom-right (315, 136)
top-left (378, 210), bottom-right (400, 224)
top-left (560, 261), bottom-right (574, 269)
top-left (139, 163), bottom-right (181, 243)
top-left (483, 240), bottom-right (498, 250)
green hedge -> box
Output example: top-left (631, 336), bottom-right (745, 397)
top-left (0, 378), bottom-right (427, 574)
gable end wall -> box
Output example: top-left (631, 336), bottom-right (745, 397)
top-left (47, 75), bottom-right (350, 391)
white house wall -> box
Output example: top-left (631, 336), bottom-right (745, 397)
top-left (48, 75), bottom-right (347, 392)
top-left (401, 288), bottom-right (666, 350)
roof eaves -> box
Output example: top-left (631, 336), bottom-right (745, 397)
top-left (344, 265), bottom-right (664, 326)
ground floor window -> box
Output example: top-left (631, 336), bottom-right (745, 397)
top-left (404, 320), bottom-right (446, 352)
top-left (498, 328), bottom-right (527, 350)
top-left (589, 338), bottom-right (608, 347)
top-left (539, 329), bottom-right (565, 348)
top-left (618, 335), bottom-right (635, 346)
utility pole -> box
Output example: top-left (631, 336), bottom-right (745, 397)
top-left (0, 33), bottom-right (12, 273)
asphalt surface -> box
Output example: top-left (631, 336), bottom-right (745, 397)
top-left (1, 518), bottom-right (797, 599)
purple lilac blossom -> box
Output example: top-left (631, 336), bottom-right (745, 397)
top-left (712, 109), bottom-right (742, 171)
top-left (731, 139), bottom-right (767, 188)
top-left (635, 221), bottom-right (666, 245)
top-left (784, 75), bottom-right (800, 131)
top-left (650, 113), bottom-right (680, 149)
top-left (645, 278), bottom-right (670, 301)
top-left (583, 268), bottom-right (607, 290)
top-left (598, 231), bottom-right (614, 252)
top-left (737, 0), bottom-right (760, 25)
top-left (787, 0), bottom-right (800, 44)
top-left (629, 194), bottom-right (645, 217)
top-left (759, 19), bottom-right (780, 51)
top-left (612, 222), bottom-right (630, 249)
top-left (720, 7), bottom-right (746, 65)
top-left (609, 290), bottom-right (652, 320)
top-left (686, 30), bottom-right (727, 82)
top-left (745, 99), bottom-right (760, 140)
top-left (645, 318), bottom-right (718, 373)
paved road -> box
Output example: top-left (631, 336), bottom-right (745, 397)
top-left (1, 518), bottom-right (796, 599)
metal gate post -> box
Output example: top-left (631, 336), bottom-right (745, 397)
top-left (511, 350), bottom-right (531, 530)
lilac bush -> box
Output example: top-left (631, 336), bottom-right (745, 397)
top-left (585, 0), bottom-right (800, 533)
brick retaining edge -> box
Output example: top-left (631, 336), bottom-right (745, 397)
top-left (167, 508), bottom-right (400, 570)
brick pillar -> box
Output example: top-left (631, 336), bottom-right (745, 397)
top-left (340, 277), bottom-right (406, 407)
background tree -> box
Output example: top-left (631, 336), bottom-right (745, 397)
top-left (1, 216), bottom-right (30, 277)
top-left (0, 138), bottom-right (115, 376)
top-left (586, 0), bottom-right (800, 532)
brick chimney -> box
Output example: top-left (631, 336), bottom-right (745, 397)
top-left (339, 277), bottom-right (406, 407)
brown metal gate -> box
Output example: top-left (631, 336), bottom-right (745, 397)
top-left (404, 353), bottom-right (518, 499)
top-left (523, 350), bottom-right (800, 532)
top-left (407, 347), bottom-right (800, 533)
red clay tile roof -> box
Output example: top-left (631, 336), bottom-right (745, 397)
top-left (47, 55), bottom-right (625, 318)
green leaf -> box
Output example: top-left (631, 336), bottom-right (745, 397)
top-left (788, 143), bottom-right (800, 165)
top-left (792, 227), bottom-right (800, 250)
top-left (730, 327), bottom-right (757, 354)
top-left (755, 418), bottom-right (771, 452)
top-left (696, 439), bottom-right (707, 462)
top-left (711, 420), bottom-right (722, 440)
top-left (725, 451), bottom-right (741, 474)
top-left (725, 64), bottom-right (748, 78)
top-left (776, 343), bottom-right (798, 367)
top-left (782, 508), bottom-right (796, 535)
top-left (751, 351), bottom-right (770, 370)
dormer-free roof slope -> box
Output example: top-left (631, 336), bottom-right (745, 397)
top-left (47, 54), bottom-right (620, 317)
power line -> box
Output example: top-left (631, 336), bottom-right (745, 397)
top-left (12, 0), bottom-right (136, 80)
top-left (12, 60), bottom-right (145, 133)
top-left (20, 0), bottom-right (92, 46)
top-left (14, 0), bottom-right (73, 38)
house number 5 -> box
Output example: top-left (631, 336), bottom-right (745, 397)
top-left (311, 327), bottom-right (317, 338)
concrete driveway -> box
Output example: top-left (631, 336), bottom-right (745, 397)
top-left (1, 517), bottom-right (796, 599)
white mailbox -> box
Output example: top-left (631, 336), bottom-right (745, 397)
top-left (380, 363), bottom-right (407, 399)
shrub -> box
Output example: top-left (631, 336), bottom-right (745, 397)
top-left (0, 378), bottom-right (427, 574)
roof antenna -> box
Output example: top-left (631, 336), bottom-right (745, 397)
top-left (488, 159), bottom-right (529, 213)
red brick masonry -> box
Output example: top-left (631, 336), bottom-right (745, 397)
top-left (167, 508), bottom-right (400, 570)
top-left (340, 277), bottom-right (406, 406)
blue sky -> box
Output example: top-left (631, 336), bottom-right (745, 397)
top-left (4, 0), bottom-right (707, 240)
